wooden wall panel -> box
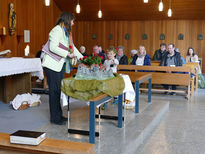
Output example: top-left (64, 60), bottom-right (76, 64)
top-left (72, 20), bottom-right (205, 72)
top-left (0, 0), bottom-right (205, 73)
top-left (0, 0), bottom-right (61, 57)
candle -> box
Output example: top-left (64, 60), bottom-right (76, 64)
top-left (2, 27), bottom-right (6, 35)
top-left (24, 45), bottom-right (30, 56)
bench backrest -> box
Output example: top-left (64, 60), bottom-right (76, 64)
top-left (151, 61), bottom-right (160, 66)
top-left (117, 65), bottom-right (191, 73)
top-left (183, 62), bottom-right (200, 74)
top-left (117, 65), bottom-right (192, 86)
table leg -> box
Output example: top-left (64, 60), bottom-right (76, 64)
top-left (89, 101), bottom-right (96, 144)
top-left (67, 96), bottom-right (70, 129)
top-left (148, 78), bottom-right (152, 103)
top-left (135, 81), bottom-right (139, 113)
top-left (118, 94), bottom-right (123, 128)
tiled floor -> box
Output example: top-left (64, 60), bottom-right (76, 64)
top-left (138, 89), bottom-right (205, 154)
top-left (10, 88), bottom-right (204, 154)
top-left (37, 93), bottom-right (169, 154)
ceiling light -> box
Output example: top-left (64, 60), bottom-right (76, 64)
top-left (45, 0), bottom-right (50, 6)
top-left (144, 0), bottom-right (148, 3)
top-left (76, 4), bottom-right (80, 13)
top-left (158, 0), bottom-right (163, 11)
top-left (168, 8), bottom-right (172, 17)
top-left (98, 10), bottom-right (102, 18)
top-left (76, 0), bottom-right (80, 13)
top-left (168, 0), bottom-right (172, 17)
top-left (98, 0), bottom-right (102, 18)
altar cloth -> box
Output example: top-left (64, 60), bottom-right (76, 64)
top-left (0, 57), bottom-right (44, 80)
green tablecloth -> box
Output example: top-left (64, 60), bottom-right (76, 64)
top-left (61, 73), bottom-right (125, 101)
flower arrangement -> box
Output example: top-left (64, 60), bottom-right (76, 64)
top-left (79, 53), bottom-right (104, 66)
top-left (69, 45), bottom-right (73, 53)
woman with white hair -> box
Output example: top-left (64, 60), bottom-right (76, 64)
top-left (128, 49), bottom-right (138, 64)
top-left (79, 46), bottom-right (87, 56)
top-left (131, 45), bottom-right (151, 66)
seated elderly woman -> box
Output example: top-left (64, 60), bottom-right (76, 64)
top-left (128, 49), bottom-right (138, 64)
top-left (131, 45), bottom-right (151, 66)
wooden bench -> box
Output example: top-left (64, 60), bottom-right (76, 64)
top-left (151, 61), bottom-right (160, 66)
top-left (0, 132), bottom-right (95, 154)
top-left (117, 65), bottom-right (193, 99)
top-left (183, 62), bottom-right (200, 91)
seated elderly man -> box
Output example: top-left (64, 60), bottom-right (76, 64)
top-left (79, 46), bottom-right (87, 57)
top-left (160, 43), bottom-right (182, 95)
top-left (116, 46), bottom-right (128, 65)
top-left (92, 45), bottom-right (106, 63)
top-left (153, 43), bottom-right (167, 61)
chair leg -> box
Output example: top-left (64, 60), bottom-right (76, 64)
top-left (186, 85), bottom-right (190, 100)
top-left (191, 79), bottom-right (194, 96)
top-left (195, 75), bottom-right (198, 91)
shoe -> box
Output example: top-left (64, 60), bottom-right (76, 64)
top-left (50, 119), bottom-right (66, 125)
top-left (61, 116), bottom-right (68, 122)
top-left (170, 92), bottom-right (176, 95)
top-left (123, 101), bottom-right (135, 109)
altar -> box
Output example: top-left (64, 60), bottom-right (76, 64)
top-left (0, 57), bottom-right (43, 103)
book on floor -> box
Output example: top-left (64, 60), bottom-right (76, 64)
top-left (10, 130), bottom-right (46, 145)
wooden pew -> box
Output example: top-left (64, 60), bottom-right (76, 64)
top-left (151, 61), bottom-right (160, 66)
top-left (0, 132), bottom-right (95, 154)
top-left (198, 57), bottom-right (202, 70)
top-left (117, 65), bottom-right (193, 99)
top-left (183, 62), bottom-right (200, 91)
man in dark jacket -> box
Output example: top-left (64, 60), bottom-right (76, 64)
top-left (116, 46), bottom-right (128, 65)
top-left (160, 43), bottom-right (182, 95)
top-left (153, 43), bottom-right (167, 61)
top-left (160, 44), bottom-right (182, 67)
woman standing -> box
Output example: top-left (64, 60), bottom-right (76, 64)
top-left (42, 12), bottom-right (82, 125)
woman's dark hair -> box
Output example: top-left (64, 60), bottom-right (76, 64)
top-left (56, 12), bottom-right (75, 35)
top-left (187, 47), bottom-right (196, 56)
top-left (160, 43), bottom-right (167, 48)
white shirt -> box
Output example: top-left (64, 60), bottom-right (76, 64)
top-left (186, 55), bottom-right (198, 63)
top-left (104, 59), bottom-right (119, 73)
top-left (135, 56), bottom-right (145, 66)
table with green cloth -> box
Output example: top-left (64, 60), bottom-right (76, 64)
top-left (61, 73), bottom-right (125, 101)
top-left (61, 73), bottom-right (125, 144)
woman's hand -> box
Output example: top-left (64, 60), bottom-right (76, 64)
top-left (68, 53), bottom-right (75, 58)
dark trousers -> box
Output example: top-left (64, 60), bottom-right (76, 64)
top-left (163, 85), bottom-right (176, 90)
top-left (44, 64), bottom-right (65, 122)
